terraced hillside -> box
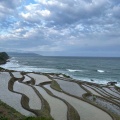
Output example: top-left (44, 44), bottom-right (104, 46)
top-left (0, 70), bottom-right (120, 120)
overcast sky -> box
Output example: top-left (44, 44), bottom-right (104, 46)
top-left (0, 0), bottom-right (120, 56)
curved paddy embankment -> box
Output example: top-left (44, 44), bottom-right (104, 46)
top-left (27, 73), bottom-right (52, 85)
top-left (86, 95), bottom-right (120, 115)
top-left (35, 86), bottom-right (67, 120)
top-left (10, 72), bottom-right (52, 118)
top-left (84, 84), bottom-right (114, 97)
top-left (12, 72), bottom-right (23, 78)
top-left (22, 75), bottom-right (31, 82)
top-left (82, 85), bottom-right (102, 96)
top-left (110, 87), bottom-right (120, 95)
top-left (102, 87), bottom-right (120, 99)
top-left (84, 84), bottom-right (120, 104)
top-left (1, 70), bottom-right (119, 120)
top-left (44, 84), bottom-right (113, 120)
top-left (0, 72), bottom-right (33, 116)
top-left (13, 81), bottom-right (41, 110)
top-left (54, 79), bottom-right (86, 98)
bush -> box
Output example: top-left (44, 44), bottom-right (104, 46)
top-left (0, 115), bottom-right (8, 120)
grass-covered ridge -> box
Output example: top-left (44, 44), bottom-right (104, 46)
top-left (0, 99), bottom-right (53, 120)
top-left (0, 99), bottom-right (25, 120)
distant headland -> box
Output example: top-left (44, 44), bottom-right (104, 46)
top-left (0, 52), bottom-right (9, 65)
top-left (7, 52), bottom-right (42, 57)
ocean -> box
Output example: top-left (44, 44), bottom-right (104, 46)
top-left (1, 55), bottom-right (120, 86)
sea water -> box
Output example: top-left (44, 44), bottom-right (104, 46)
top-left (1, 55), bottom-right (120, 86)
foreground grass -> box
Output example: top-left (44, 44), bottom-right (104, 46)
top-left (0, 100), bottom-right (53, 120)
top-left (24, 117), bottom-right (53, 120)
top-left (0, 99), bottom-right (25, 120)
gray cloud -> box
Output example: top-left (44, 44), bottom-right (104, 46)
top-left (0, 0), bottom-right (23, 9)
top-left (0, 0), bottom-right (120, 56)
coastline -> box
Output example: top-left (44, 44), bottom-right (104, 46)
top-left (0, 67), bottom-right (120, 120)
top-left (1, 55), bottom-right (120, 87)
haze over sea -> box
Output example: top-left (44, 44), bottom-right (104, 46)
top-left (1, 54), bottom-right (120, 86)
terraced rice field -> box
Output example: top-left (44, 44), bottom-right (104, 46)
top-left (82, 84), bottom-right (101, 96)
top-left (44, 84), bottom-right (112, 120)
top-left (113, 99), bottom-right (120, 103)
top-left (86, 95), bottom-right (120, 115)
top-left (85, 84), bottom-right (120, 103)
top-left (27, 73), bottom-right (51, 85)
top-left (35, 86), bottom-right (67, 120)
top-left (55, 79), bottom-right (86, 97)
top-left (12, 72), bottom-right (23, 78)
top-left (0, 71), bottom-right (120, 120)
top-left (23, 75), bottom-right (31, 82)
top-left (84, 84), bottom-right (113, 97)
top-left (14, 81), bottom-right (41, 110)
top-left (102, 87), bottom-right (120, 98)
top-left (110, 87), bottom-right (120, 95)
top-left (0, 72), bottom-right (34, 116)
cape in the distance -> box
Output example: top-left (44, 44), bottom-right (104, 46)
top-left (7, 52), bottom-right (42, 57)
top-left (0, 52), bottom-right (9, 65)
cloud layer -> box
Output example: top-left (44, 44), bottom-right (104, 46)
top-left (0, 0), bottom-right (120, 56)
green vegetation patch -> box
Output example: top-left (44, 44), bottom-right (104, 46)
top-left (24, 116), bottom-right (53, 120)
top-left (68, 105), bottom-right (80, 120)
top-left (115, 86), bottom-right (120, 92)
top-left (62, 74), bottom-right (71, 78)
top-left (0, 67), bottom-right (4, 71)
top-left (31, 86), bottom-right (53, 119)
top-left (50, 80), bottom-right (62, 92)
top-left (0, 99), bottom-right (53, 120)
top-left (0, 99), bottom-right (25, 120)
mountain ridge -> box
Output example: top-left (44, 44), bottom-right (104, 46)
top-left (8, 52), bottom-right (42, 57)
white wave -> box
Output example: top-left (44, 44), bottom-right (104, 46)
top-left (1, 65), bottom-right (61, 73)
top-left (116, 83), bottom-right (120, 87)
top-left (0, 58), bottom-right (20, 69)
top-left (23, 67), bottom-right (61, 73)
top-left (0, 57), bottom-right (65, 74)
top-left (1, 57), bottom-right (119, 87)
top-left (72, 76), bottom-right (120, 87)
top-left (67, 69), bottom-right (84, 72)
top-left (97, 70), bottom-right (105, 73)
top-left (72, 76), bottom-right (110, 85)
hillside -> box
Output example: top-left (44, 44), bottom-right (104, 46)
top-left (0, 52), bottom-right (9, 65)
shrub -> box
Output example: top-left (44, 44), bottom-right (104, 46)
top-left (0, 115), bottom-right (8, 120)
